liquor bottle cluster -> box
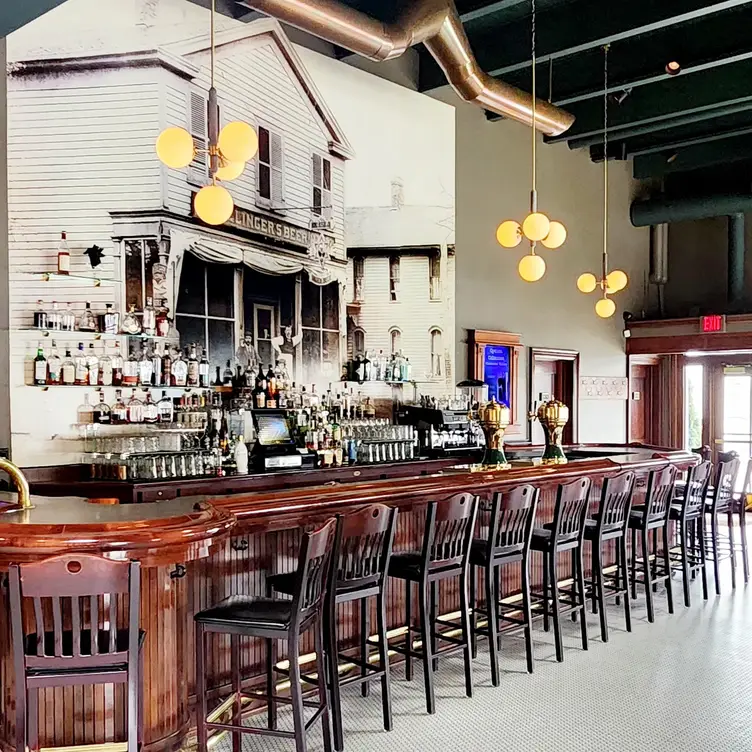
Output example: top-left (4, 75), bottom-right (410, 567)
top-left (77, 388), bottom-right (176, 425)
top-left (344, 349), bottom-right (413, 383)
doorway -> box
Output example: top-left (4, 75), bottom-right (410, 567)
top-left (529, 348), bottom-right (579, 444)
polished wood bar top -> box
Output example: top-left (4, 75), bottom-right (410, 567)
top-left (0, 494), bottom-right (235, 566)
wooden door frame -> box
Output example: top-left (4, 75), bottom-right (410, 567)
top-left (627, 354), bottom-right (660, 445)
top-left (529, 347), bottom-right (580, 444)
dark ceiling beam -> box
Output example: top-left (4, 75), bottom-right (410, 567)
top-left (487, 0), bottom-right (752, 77)
top-left (0, 0), bottom-right (68, 36)
top-left (459, 0), bottom-right (529, 24)
top-left (629, 124), bottom-right (752, 159)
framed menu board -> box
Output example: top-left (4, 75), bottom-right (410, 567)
top-left (468, 330), bottom-right (523, 437)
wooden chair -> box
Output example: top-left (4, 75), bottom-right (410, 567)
top-left (628, 466), bottom-right (677, 621)
top-left (530, 478), bottom-right (592, 663)
top-left (195, 518), bottom-right (337, 752)
top-left (8, 553), bottom-right (143, 752)
top-left (268, 504), bottom-right (398, 751)
top-left (469, 484), bottom-right (539, 683)
top-left (585, 470), bottom-right (636, 640)
top-left (388, 493), bottom-right (478, 715)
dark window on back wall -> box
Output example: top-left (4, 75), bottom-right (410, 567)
top-left (257, 126), bottom-right (284, 206)
top-left (301, 274), bottom-right (340, 383)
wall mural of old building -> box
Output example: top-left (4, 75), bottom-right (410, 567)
top-left (6, 0), bottom-right (455, 465)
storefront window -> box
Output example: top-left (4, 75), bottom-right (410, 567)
top-left (302, 275), bottom-right (340, 383)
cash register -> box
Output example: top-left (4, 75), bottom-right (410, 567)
top-left (251, 410), bottom-right (304, 472)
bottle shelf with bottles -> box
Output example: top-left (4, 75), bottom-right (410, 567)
top-left (343, 349), bottom-right (416, 384)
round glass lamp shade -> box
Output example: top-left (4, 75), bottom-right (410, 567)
top-left (218, 121), bottom-right (259, 163)
top-left (215, 160), bottom-right (245, 182)
top-left (518, 253), bottom-right (546, 282)
top-left (522, 212), bottom-right (551, 242)
top-left (496, 220), bottom-right (522, 248)
top-left (194, 184), bottom-right (234, 226)
top-left (577, 272), bottom-right (597, 293)
top-left (156, 127), bottom-right (195, 169)
top-left (541, 220), bottom-right (567, 249)
top-left (606, 269), bottom-right (628, 293)
top-left (595, 297), bottom-right (616, 318)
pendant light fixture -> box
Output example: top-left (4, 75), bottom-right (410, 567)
top-left (155, 0), bottom-right (258, 225)
top-left (496, 0), bottom-right (567, 282)
top-left (576, 45), bottom-right (628, 317)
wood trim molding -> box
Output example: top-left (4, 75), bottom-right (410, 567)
top-left (629, 313), bottom-right (752, 330)
top-left (626, 331), bottom-right (752, 355)
top-left (529, 347), bottom-right (580, 444)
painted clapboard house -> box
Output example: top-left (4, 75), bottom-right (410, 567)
top-left (6, 0), bottom-right (352, 465)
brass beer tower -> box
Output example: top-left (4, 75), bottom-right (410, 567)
top-left (536, 399), bottom-right (570, 465)
top-left (477, 397), bottom-right (511, 469)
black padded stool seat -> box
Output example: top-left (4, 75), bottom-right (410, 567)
top-left (195, 596), bottom-right (295, 632)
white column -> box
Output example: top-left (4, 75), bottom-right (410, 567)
top-left (0, 37), bottom-right (10, 456)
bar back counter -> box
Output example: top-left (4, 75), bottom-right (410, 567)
top-left (0, 445), bottom-right (695, 752)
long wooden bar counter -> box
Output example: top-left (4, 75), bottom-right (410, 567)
top-left (0, 445), bottom-right (696, 752)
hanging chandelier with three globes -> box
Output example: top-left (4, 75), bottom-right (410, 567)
top-left (496, 0), bottom-right (567, 282)
top-left (576, 44), bottom-right (628, 318)
top-left (155, 0), bottom-right (258, 226)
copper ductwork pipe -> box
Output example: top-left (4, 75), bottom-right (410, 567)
top-left (239, 0), bottom-right (575, 137)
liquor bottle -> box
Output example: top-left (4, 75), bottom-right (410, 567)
top-left (362, 350), bottom-right (372, 381)
top-left (34, 300), bottom-right (48, 330)
top-left (33, 344), bottom-right (47, 385)
top-left (385, 354), bottom-right (395, 382)
top-left (162, 348), bottom-right (172, 387)
top-left (404, 357), bottom-right (413, 381)
top-left (126, 389), bottom-right (144, 423)
top-left (234, 435), bottom-right (249, 475)
top-left (234, 365), bottom-right (243, 389)
top-left (158, 391), bottom-right (174, 423)
top-left (151, 345), bottom-right (163, 387)
top-left (111, 342), bottom-right (124, 386)
top-left (156, 299), bottom-right (170, 338)
top-left (93, 392), bottom-right (111, 424)
top-left (79, 302), bottom-right (98, 332)
top-left (123, 347), bottom-right (139, 386)
top-left (223, 360), bottom-right (234, 386)
top-left (364, 396), bottom-right (375, 420)
top-left (49, 301), bottom-right (62, 331)
top-left (77, 393), bottom-right (94, 424)
top-left (142, 297), bottom-right (156, 337)
top-left (121, 304), bottom-right (141, 335)
top-left (265, 374), bottom-right (277, 409)
top-left (103, 303), bottom-right (120, 335)
top-left (199, 348), bottom-right (210, 387)
top-left (138, 348), bottom-right (154, 386)
top-left (47, 341), bottom-right (62, 385)
top-left (99, 345), bottom-right (113, 387)
top-left (86, 344), bottom-right (99, 386)
top-left (57, 231), bottom-right (70, 275)
top-left (61, 303), bottom-right (76, 332)
top-left (214, 366), bottom-right (222, 387)
top-left (111, 389), bottom-right (128, 424)
top-left (61, 348), bottom-right (76, 385)
top-left (187, 345), bottom-right (200, 387)
top-left (171, 350), bottom-right (188, 387)
top-left (253, 371), bottom-right (267, 409)
top-left (74, 343), bottom-right (88, 385)
top-left (142, 392), bottom-right (159, 424)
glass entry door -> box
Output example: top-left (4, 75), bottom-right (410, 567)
top-left (722, 366), bottom-right (752, 461)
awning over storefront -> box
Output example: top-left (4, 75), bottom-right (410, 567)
top-left (166, 228), bottom-right (346, 313)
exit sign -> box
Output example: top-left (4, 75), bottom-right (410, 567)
top-left (700, 314), bottom-right (726, 333)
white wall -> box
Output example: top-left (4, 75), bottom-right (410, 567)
top-left (0, 37), bottom-right (9, 455)
top-left (434, 90), bottom-right (650, 443)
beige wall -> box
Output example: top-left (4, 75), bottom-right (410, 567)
top-left (435, 91), bottom-right (651, 443)
top-left (0, 37), bottom-right (9, 455)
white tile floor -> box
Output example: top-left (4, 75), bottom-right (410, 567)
top-left (218, 568), bottom-right (752, 752)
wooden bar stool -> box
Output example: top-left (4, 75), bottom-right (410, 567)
top-left (669, 460), bottom-right (712, 606)
top-left (8, 553), bottom-right (143, 752)
top-left (627, 465), bottom-right (676, 622)
top-left (469, 484), bottom-right (539, 683)
top-left (268, 504), bottom-right (398, 751)
top-left (704, 458), bottom-right (741, 594)
top-left (388, 492), bottom-right (478, 715)
top-left (530, 478), bottom-right (591, 663)
top-left (195, 518), bottom-right (336, 752)
top-left (585, 470), bottom-right (636, 641)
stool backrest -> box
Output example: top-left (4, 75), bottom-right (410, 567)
top-left (551, 478), bottom-right (591, 542)
top-left (642, 465), bottom-right (677, 525)
top-left (333, 503), bottom-right (398, 591)
top-left (292, 517), bottom-right (337, 622)
top-left (597, 471), bottom-right (636, 533)
top-left (681, 460), bottom-right (712, 517)
top-left (710, 457), bottom-right (741, 512)
top-left (9, 553), bottom-right (140, 670)
top-left (484, 484), bottom-right (539, 558)
top-left (422, 492), bottom-right (478, 570)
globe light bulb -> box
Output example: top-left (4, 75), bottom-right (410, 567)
top-left (155, 127), bottom-right (195, 169)
top-left (595, 297), bottom-right (616, 318)
top-left (215, 160), bottom-right (245, 182)
top-left (577, 273), bottom-right (597, 293)
top-left (606, 269), bottom-right (628, 293)
top-left (218, 121), bottom-right (259, 163)
top-left (522, 212), bottom-right (551, 242)
top-left (541, 220), bottom-right (567, 249)
top-left (496, 220), bottom-right (522, 248)
top-left (194, 184), bottom-right (234, 226)
top-left (518, 254), bottom-right (546, 282)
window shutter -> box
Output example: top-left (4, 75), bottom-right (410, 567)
top-left (270, 132), bottom-right (284, 205)
top-left (188, 91), bottom-right (207, 185)
top-left (322, 158), bottom-right (332, 220)
top-left (312, 154), bottom-right (322, 216)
